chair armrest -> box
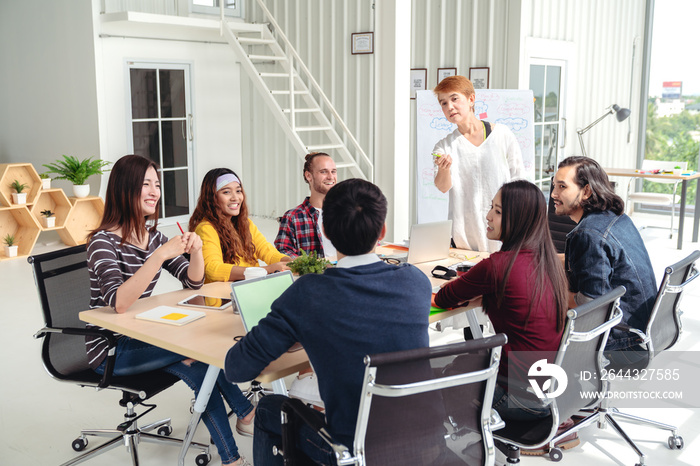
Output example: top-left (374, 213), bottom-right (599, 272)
top-left (33, 325), bottom-right (119, 389)
top-left (612, 323), bottom-right (649, 344)
top-left (280, 398), bottom-right (354, 465)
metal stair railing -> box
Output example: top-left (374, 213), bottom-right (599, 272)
top-left (219, 0), bottom-right (372, 180)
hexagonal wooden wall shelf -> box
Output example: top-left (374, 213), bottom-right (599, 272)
top-left (30, 188), bottom-right (73, 230)
top-left (0, 206), bottom-right (41, 260)
top-left (58, 196), bottom-right (105, 246)
top-left (0, 163), bottom-right (42, 207)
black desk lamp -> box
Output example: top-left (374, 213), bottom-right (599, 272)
top-left (577, 104), bottom-right (631, 157)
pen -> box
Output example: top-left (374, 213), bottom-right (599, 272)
top-left (177, 221), bottom-right (185, 234)
top-left (432, 153), bottom-right (442, 158)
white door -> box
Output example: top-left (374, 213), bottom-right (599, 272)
top-left (126, 62), bottom-right (194, 223)
top-left (530, 58), bottom-right (567, 190)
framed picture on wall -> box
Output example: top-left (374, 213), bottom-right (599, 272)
top-left (437, 67), bottom-right (457, 83)
top-left (410, 68), bottom-right (427, 99)
top-left (351, 32), bottom-right (374, 54)
top-left (469, 67), bottom-right (490, 89)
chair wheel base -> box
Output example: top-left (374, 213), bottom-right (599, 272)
top-left (668, 435), bottom-right (684, 450)
top-left (71, 437), bottom-right (88, 452)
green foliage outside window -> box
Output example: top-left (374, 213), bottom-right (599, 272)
top-left (644, 101), bottom-right (700, 203)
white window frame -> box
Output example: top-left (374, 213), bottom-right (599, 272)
top-left (125, 60), bottom-right (196, 226)
top-left (521, 38), bottom-right (576, 190)
top-left (190, 0), bottom-right (243, 18)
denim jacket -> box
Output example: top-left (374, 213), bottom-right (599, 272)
top-left (565, 211), bottom-right (657, 351)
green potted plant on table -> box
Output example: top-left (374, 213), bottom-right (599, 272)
top-left (10, 180), bottom-right (28, 204)
top-left (43, 155), bottom-right (111, 198)
top-left (3, 233), bottom-right (18, 258)
top-left (40, 209), bottom-right (56, 228)
top-left (39, 173), bottom-right (52, 190)
top-left (287, 250), bottom-right (332, 276)
top-left (673, 165), bottom-right (683, 176)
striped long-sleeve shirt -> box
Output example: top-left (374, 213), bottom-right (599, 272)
top-left (85, 230), bottom-right (203, 369)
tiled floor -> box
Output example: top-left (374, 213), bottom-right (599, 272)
top-left (2, 213), bottom-right (698, 465)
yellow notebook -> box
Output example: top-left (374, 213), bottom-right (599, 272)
top-left (135, 305), bottom-right (206, 326)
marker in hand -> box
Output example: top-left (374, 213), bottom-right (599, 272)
top-left (177, 222), bottom-right (185, 234)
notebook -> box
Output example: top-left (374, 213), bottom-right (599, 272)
top-left (135, 305), bottom-right (205, 326)
top-left (386, 220), bottom-right (453, 264)
top-left (230, 271), bottom-right (296, 332)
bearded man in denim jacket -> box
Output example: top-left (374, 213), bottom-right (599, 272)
top-left (552, 156), bottom-right (656, 367)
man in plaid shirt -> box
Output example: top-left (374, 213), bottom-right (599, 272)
top-left (275, 152), bottom-right (338, 258)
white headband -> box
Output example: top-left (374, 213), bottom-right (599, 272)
top-left (216, 173), bottom-right (241, 191)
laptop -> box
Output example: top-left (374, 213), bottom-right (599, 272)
top-left (385, 220), bottom-right (453, 264)
top-left (230, 271), bottom-right (295, 332)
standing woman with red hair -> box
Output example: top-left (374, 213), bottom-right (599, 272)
top-left (189, 168), bottom-right (290, 283)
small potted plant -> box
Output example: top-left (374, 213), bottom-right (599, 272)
top-left (40, 209), bottom-right (56, 228)
top-left (10, 180), bottom-right (28, 204)
top-left (39, 173), bottom-right (52, 189)
top-left (3, 233), bottom-right (18, 258)
top-left (43, 155), bottom-right (111, 198)
top-left (287, 250), bottom-right (332, 276)
top-left (673, 166), bottom-right (683, 176)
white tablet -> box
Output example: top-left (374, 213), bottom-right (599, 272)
top-left (178, 295), bottom-right (232, 310)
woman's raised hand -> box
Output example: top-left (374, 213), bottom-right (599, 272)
top-left (435, 153), bottom-right (453, 171)
top-left (157, 236), bottom-right (188, 262)
top-left (181, 232), bottom-right (203, 254)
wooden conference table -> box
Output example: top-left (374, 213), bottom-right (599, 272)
top-left (79, 249), bottom-right (485, 465)
top-left (605, 167), bottom-right (700, 249)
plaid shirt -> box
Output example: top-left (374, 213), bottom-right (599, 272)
top-left (274, 197), bottom-right (325, 258)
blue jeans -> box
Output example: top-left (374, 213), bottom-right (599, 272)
top-left (604, 343), bottom-right (649, 371)
top-left (492, 384), bottom-right (551, 421)
top-left (254, 395), bottom-right (336, 466)
top-left (95, 336), bottom-right (253, 464)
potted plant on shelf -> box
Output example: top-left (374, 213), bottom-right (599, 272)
top-left (10, 180), bottom-right (28, 204)
top-left (39, 173), bottom-right (52, 190)
top-left (3, 233), bottom-right (18, 258)
top-left (43, 155), bottom-right (111, 198)
top-left (40, 209), bottom-right (56, 228)
top-left (287, 250), bottom-right (332, 276)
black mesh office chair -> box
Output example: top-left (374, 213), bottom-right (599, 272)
top-left (494, 286), bottom-right (625, 463)
top-left (275, 334), bottom-right (508, 465)
top-left (29, 245), bottom-right (210, 466)
top-left (574, 250), bottom-right (699, 465)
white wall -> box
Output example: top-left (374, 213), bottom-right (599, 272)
top-left (240, 0), bottom-right (375, 220)
top-left (521, 0), bottom-right (646, 172)
top-left (0, 1), bottom-right (100, 195)
top-left (94, 35), bottom-right (243, 200)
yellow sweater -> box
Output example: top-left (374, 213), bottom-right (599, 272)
top-left (195, 220), bottom-right (286, 283)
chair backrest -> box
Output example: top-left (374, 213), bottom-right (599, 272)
top-left (28, 245), bottom-right (96, 383)
top-left (353, 334), bottom-right (507, 466)
top-left (645, 250), bottom-right (700, 359)
top-left (551, 286), bottom-right (624, 423)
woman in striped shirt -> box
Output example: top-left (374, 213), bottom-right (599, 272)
top-left (86, 154), bottom-right (254, 466)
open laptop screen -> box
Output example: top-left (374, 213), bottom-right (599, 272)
top-left (230, 271), bottom-right (295, 332)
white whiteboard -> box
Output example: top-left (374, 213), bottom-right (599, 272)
top-left (415, 89), bottom-right (535, 224)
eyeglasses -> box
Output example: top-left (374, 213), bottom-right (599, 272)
top-left (382, 257), bottom-right (401, 265)
top-left (449, 252), bottom-right (480, 261)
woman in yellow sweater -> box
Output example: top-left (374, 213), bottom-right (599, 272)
top-left (189, 168), bottom-right (291, 282)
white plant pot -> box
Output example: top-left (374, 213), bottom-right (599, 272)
top-left (4, 245), bottom-right (18, 258)
top-left (673, 169), bottom-right (683, 176)
top-left (42, 217), bottom-right (56, 228)
top-left (41, 178), bottom-right (51, 189)
top-left (11, 192), bottom-right (27, 204)
top-left (73, 184), bottom-right (90, 198)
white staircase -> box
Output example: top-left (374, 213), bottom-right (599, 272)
top-left (220, 1), bottom-right (372, 180)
